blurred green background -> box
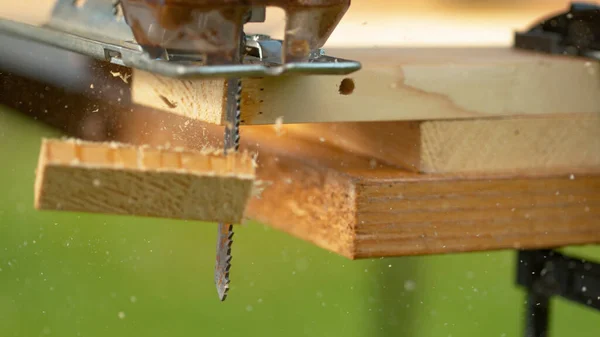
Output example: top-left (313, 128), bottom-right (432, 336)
top-left (1, 105), bottom-right (599, 337)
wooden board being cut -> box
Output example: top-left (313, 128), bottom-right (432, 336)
top-left (34, 138), bottom-right (256, 224)
top-left (5, 67), bottom-right (600, 259)
top-left (132, 48), bottom-right (600, 125)
top-left (284, 114), bottom-right (600, 173)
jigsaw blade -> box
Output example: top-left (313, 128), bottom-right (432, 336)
top-left (215, 76), bottom-right (242, 301)
top-left (215, 223), bottom-right (234, 301)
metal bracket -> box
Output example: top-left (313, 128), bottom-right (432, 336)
top-left (516, 249), bottom-right (600, 337)
top-left (0, 0), bottom-right (360, 78)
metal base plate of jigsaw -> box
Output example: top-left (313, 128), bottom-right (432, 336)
top-left (0, 0), bottom-right (361, 78)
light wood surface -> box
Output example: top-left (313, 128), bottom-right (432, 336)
top-left (133, 71), bottom-right (227, 125)
top-left (132, 48), bottom-right (600, 125)
top-left (244, 130), bottom-right (600, 258)
top-left (288, 114), bottom-right (600, 173)
top-left (0, 0), bottom-right (56, 26)
top-left (35, 138), bottom-right (256, 224)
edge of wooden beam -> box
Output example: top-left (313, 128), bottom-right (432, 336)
top-left (353, 169), bottom-right (600, 258)
top-left (418, 113), bottom-right (600, 173)
top-left (132, 48), bottom-right (600, 125)
top-left (35, 138), bottom-right (256, 224)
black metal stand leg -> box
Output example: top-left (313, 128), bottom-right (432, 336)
top-left (517, 249), bottom-right (600, 337)
top-left (524, 292), bottom-right (550, 337)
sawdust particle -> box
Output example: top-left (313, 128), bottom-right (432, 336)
top-left (274, 117), bottom-right (284, 136)
top-left (288, 200), bottom-right (308, 217)
top-left (110, 71), bottom-right (131, 84)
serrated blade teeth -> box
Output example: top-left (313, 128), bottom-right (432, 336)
top-left (215, 222), bottom-right (234, 301)
top-left (215, 68), bottom-right (241, 302)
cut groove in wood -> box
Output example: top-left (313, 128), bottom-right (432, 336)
top-left (132, 48), bottom-right (600, 125)
top-left (35, 138), bottom-right (256, 224)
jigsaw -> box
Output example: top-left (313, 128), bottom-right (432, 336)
top-left (0, 0), bottom-right (360, 301)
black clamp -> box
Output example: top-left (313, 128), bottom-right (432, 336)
top-left (514, 2), bottom-right (600, 60)
top-left (516, 249), bottom-right (600, 337)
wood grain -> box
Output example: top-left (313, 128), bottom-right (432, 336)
top-left (35, 138), bottom-right (256, 224)
top-left (251, 143), bottom-right (600, 258)
top-left (5, 65), bottom-right (599, 259)
top-left (131, 48), bottom-right (600, 125)
top-left (353, 170), bottom-right (600, 258)
top-left (418, 114), bottom-right (600, 173)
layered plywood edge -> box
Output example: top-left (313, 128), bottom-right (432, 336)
top-left (35, 138), bottom-right (256, 224)
top-left (132, 48), bottom-right (600, 125)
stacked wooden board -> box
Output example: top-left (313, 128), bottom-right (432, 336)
top-left (17, 47), bottom-right (600, 259)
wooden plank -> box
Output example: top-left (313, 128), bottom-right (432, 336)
top-left (418, 114), bottom-right (600, 173)
top-left (353, 170), bottom-right (600, 258)
top-left (131, 48), bottom-right (600, 125)
top-left (5, 66), bottom-right (600, 259)
top-left (285, 114), bottom-right (600, 173)
top-left (35, 138), bottom-right (256, 224)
